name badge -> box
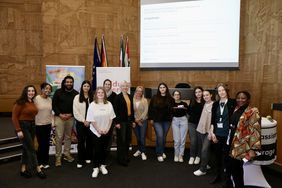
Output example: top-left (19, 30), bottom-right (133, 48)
top-left (217, 123), bottom-right (223, 128)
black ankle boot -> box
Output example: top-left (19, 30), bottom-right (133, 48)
top-left (20, 170), bottom-right (32, 178)
top-left (36, 171), bottom-right (47, 179)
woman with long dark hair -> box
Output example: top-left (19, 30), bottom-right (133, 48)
top-left (12, 85), bottom-right (46, 179)
top-left (187, 86), bottom-right (204, 165)
top-left (193, 90), bottom-right (214, 176)
top-left (148, 82), bottom-right (174, 162)
top-left (73, 80), bottom-right (93, 168)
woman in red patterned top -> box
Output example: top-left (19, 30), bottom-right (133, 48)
top-left (225, 91), bottom-right (260, 188)
top-left (12, 85), bottom-right (46, 179)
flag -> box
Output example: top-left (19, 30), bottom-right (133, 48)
top-left (100, 34), bottom-right (108, 67)
top-left (119, 35), bottom-right (125, 67)
top-left (92, 37), bottom-right (101, 90)
top-left (124, 36), bottom-right (130, 67)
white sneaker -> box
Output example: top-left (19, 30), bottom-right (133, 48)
top-left (99, 165), bottom-right (108, 175)
top-left (179, 155), bottom-right (184, 163)
top-left (174, 155), bottom-right (179, 162)
top-left (193, 169), bottom-right (206, 176)
top-left (85, 160), bottom-right (91, 164)
top-left (157, 156), bottom-right (164, 162)
top-left (188, 157), bottom-right (195, 165)
top-left (43, 165), bottom-right (50, 169)
top-left (77, 164), bottom-right (83, 168)
top-left (162, 153), bottom-right (166, 159)
top-left (141, 153), bottom-right (147, 160)
top-left (133, 150), bottom-right (141, 157)
top-left (92, 168), bottom-right (99, 178)
top-left (194, 156), bottom-right (200, 165)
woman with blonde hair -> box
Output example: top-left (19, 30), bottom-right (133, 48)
top-left (209, 83), bottom-right (236, 184)
top-left (114, 81), bottom-right (135, 166)
top-left (86, 87), bottom-right (116, 178)
top-left (132, 86), bottom-right (149, 160)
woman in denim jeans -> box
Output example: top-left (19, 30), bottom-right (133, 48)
top-left (187, 86), bottom-right (204, 165)
top-left (148, 83), bottom-right (174, 162)
top-left (171, 90), bottom-right (188, 163)
top-left (132, 86), bottom-right (149, 160)
top-left (12, 85), bottom-right (46, 179)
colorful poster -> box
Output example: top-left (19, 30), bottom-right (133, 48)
top-left (46, 65), bottom-right (85, 95)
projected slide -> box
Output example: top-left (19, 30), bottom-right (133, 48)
top-left (140, 0), bottom-right (241, 68)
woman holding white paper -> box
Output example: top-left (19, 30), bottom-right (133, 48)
top-left (86, 87), bottom-right (116, 178)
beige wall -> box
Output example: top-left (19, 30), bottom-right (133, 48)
top-left (0, 0), bottom-right (282, 116)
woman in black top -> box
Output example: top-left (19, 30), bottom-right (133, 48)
top-left (187, 86), bottom-right (204, 165)
top-left (103, 79), bottom-right (117, 104)
top-left (148, 83), bottom-right (174, 162)
top-left (171, 90), bottom-right (188, 162)
top-left (226, 91), bottom-right (256, 188)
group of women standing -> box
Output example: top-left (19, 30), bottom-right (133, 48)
top-left (192, 84), bottom-right (261, 188)
top-left (12, 84), bottom-right (52, 179)
top-left (12, 81), bottom-right (261, 186)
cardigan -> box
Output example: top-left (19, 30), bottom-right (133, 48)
top-left (133, 97), bottom-right (148, 121)
top-left (73, 94), bottom-right (90, 123)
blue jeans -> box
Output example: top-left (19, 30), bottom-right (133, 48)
top-left (188, 122), bottom-right (201, 158)
top-left (172, 116), bottom-right (188, 156)
top-left (153, 121), bottom-right (170, 156)
top-left (133, 120), bottom-right (147, 153)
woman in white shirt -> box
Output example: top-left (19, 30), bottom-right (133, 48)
top-left (73, 80), bottom-right (93, 168)
top-left (86, 87), bottom-right (116, 178)
top-left (34, 82), bottom-right (53, 169)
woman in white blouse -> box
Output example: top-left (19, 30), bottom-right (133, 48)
top-left (73, 80), bottom-right (93, 168)
top-left (86, 87), bottom-right (116, 178)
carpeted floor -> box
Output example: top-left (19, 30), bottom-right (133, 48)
top-left (0, 147), bottom-right (280, 188)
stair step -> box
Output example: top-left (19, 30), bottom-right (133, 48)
top-left (0, 143), bottom-right (22, 154)
top-left (0, 136), bottom-right (19, 145)
top-left (0, 151), bottom-right (22, 164)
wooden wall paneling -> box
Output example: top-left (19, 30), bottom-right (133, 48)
top-left (0, 0), bottom-right (282, 117)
